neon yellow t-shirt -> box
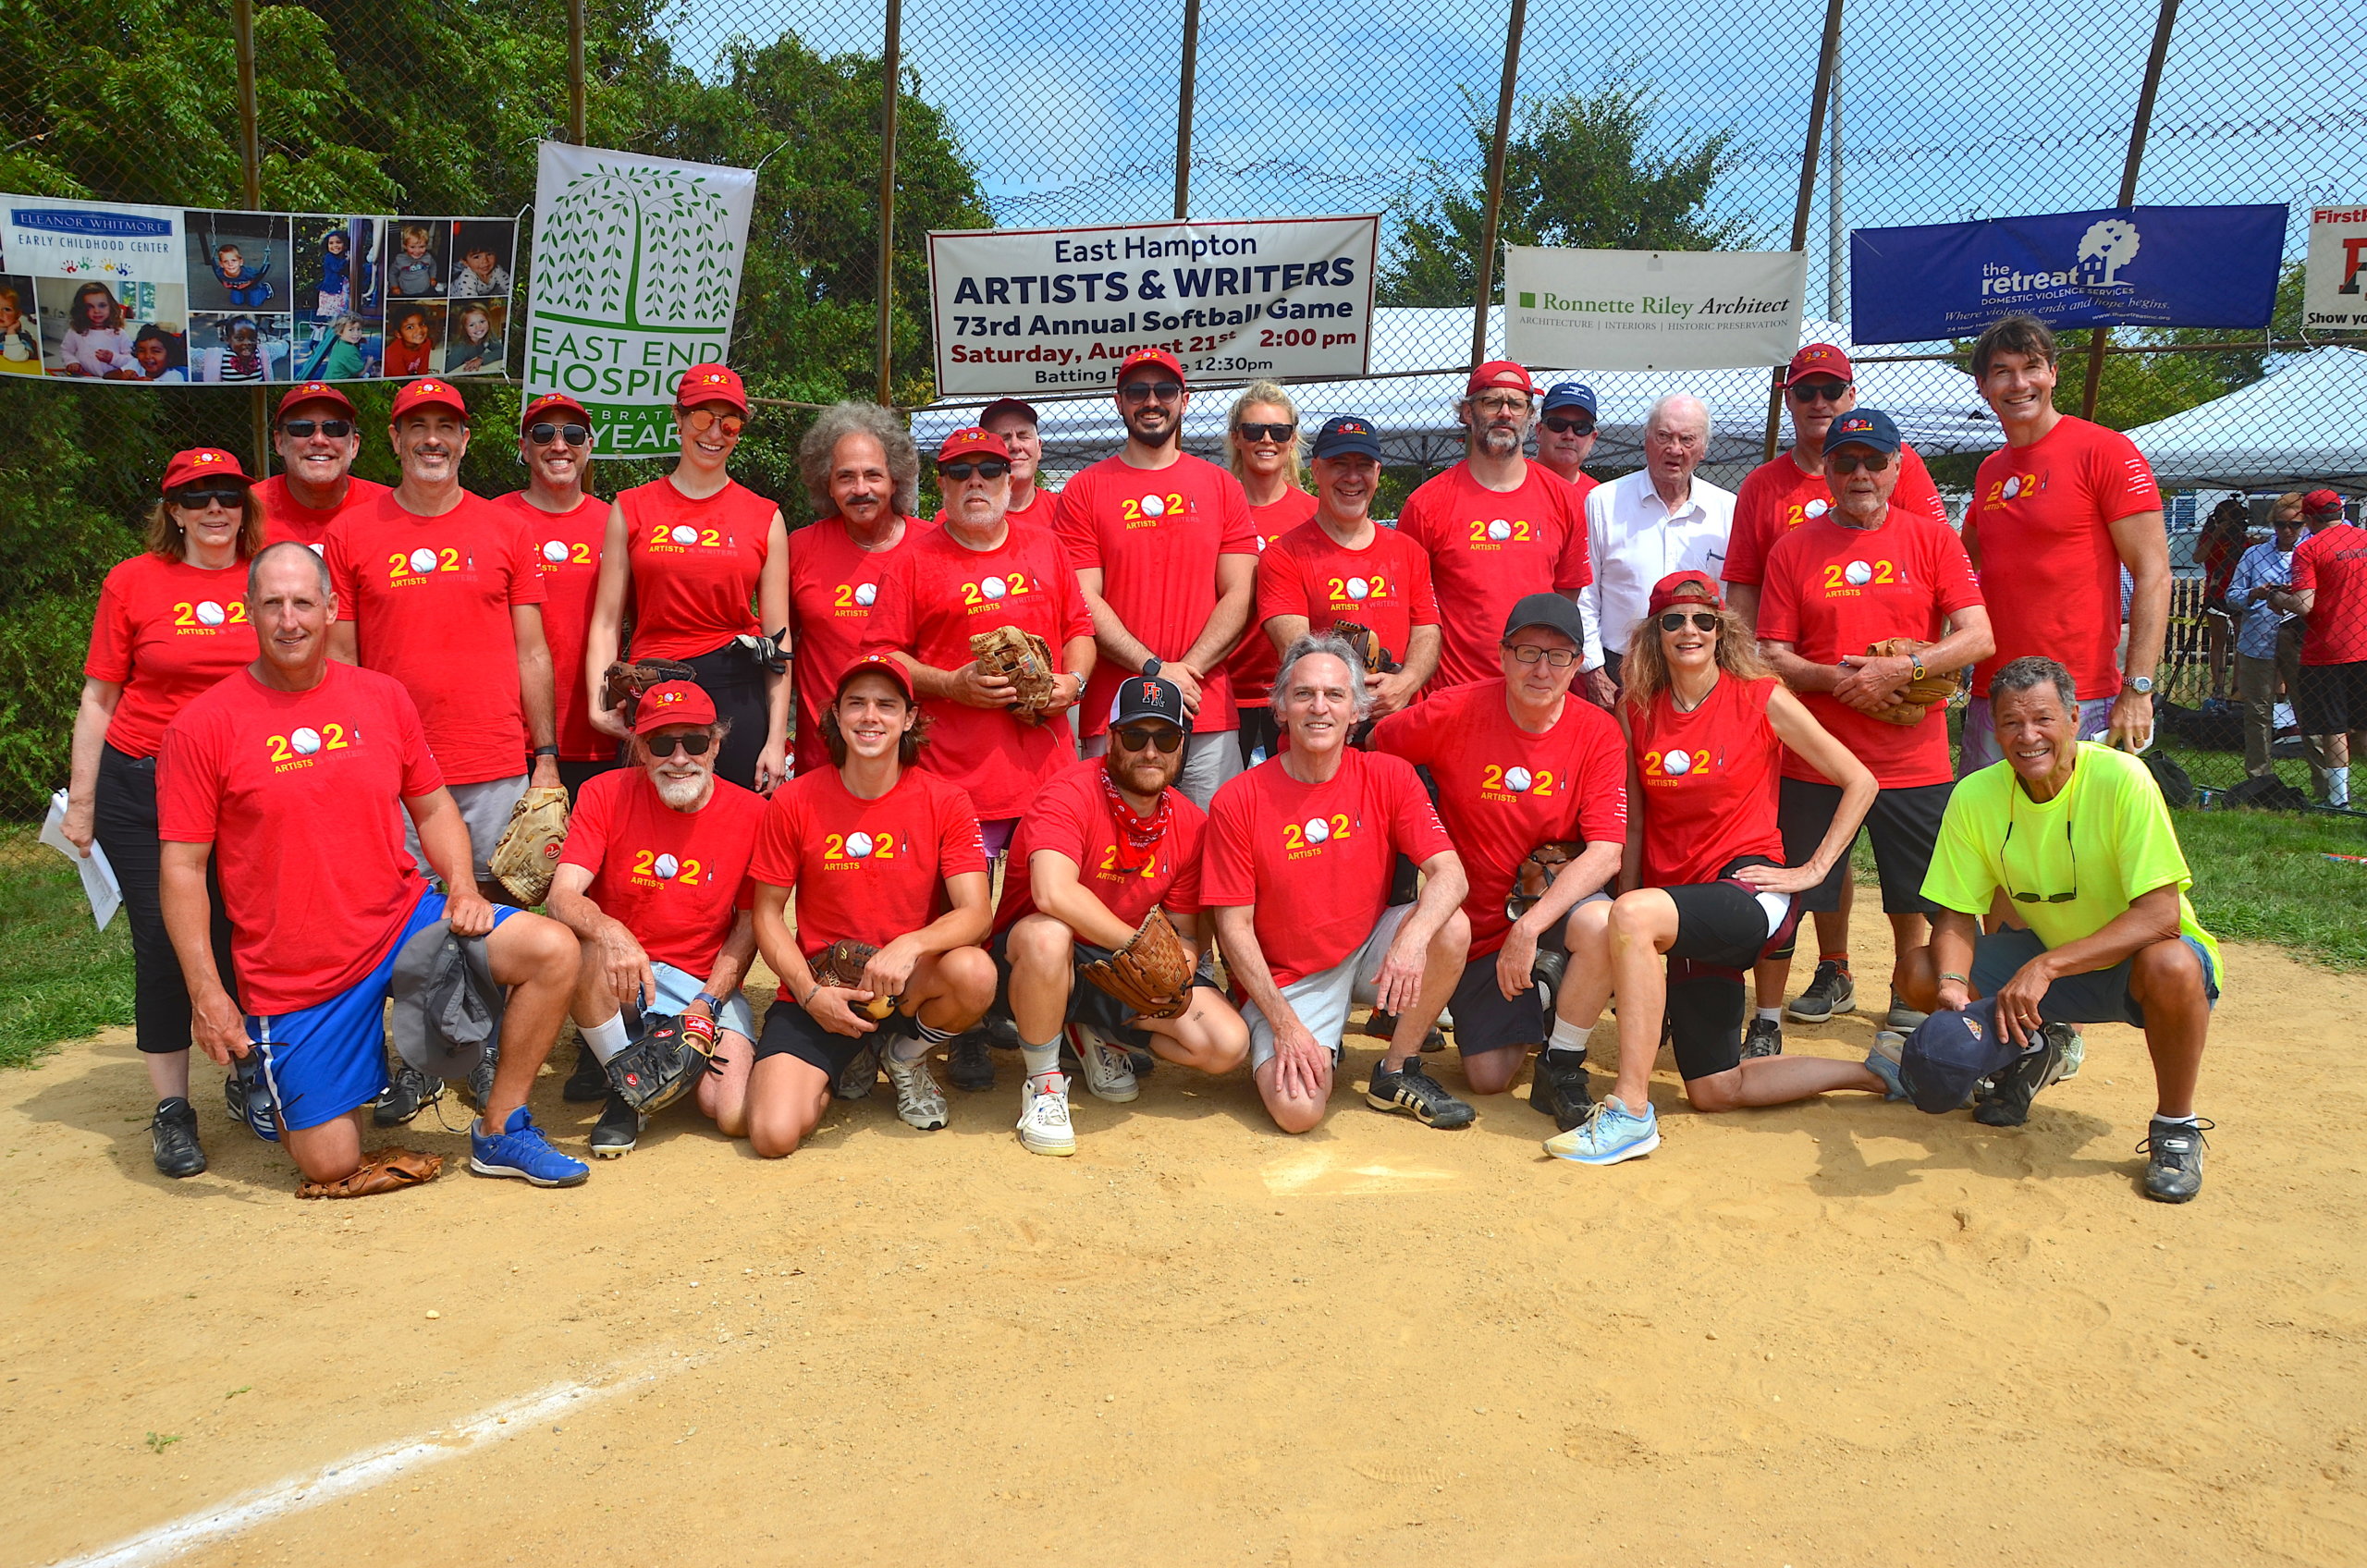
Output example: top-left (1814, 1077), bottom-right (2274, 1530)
top-left (1923, 742), bottom-right (2222, 976)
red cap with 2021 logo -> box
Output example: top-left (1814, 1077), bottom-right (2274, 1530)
top-left (160, 447), bottom-right (255, 494)
top-left (389, 377), bottom-right (469, 421)
top-left (677, 363), bottom-right (748, 414)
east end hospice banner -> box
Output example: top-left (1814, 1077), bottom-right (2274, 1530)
top-left (1848, 204), bottom-right (2286, 345)
top-left (926, 215), bottom-right (1378, 397)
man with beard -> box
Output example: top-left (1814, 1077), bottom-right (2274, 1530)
top-left (1531, 381), bottom-right (1601, 506)
top-left (1578, 394), bottom-right (1735, 703)
top-left (1054, 349), bottom-right (1260, 809)
top-left (254, 382), bottom-right (390, 550)
top-left (1396, 361), bottom-right (1593, 693)
top-left (994, 669), bottom-right (1248, 1154)
top-left (547, 681), bottom-right (767, 1158)
top-left (495, 393), bottom-right (610, 796)
top-left (979, 397), bottom-right (1058, 525)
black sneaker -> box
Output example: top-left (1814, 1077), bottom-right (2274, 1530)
top-left (149, 1096), bottom-right (206, 1178)
top-left (467, 1039), bottom-right (501, 1109)
top-left (1742, 1015), bottom-right (1784, 1060)
top-left (2138, 1117), bottom-right (2211, 1203)
top-left (1786, 962), bottom-right (1857, 1023)
top-left (1367, 1056), bottom-right (1477, 1129)
top-left (374, 1052), bottom-right (443, 1127)
top-left (589, 1092), bottom-right (641, 1158)
top-left (1883, 993), bottom-right (1930, 1031)
top-left (1529, 1049), bottom-right (1594, 1131)
top-left (1361, 1010), bottom-right (1448, 1053)
top-left (1973, 1023), bottom-right (2070, 1127)
top-left (946, 1031), bottom-right (996, 1092)
top-left (562, 1041), bottom-right (609, 1103)
top-left (1125, 1044), bottom-right (1158, 1078)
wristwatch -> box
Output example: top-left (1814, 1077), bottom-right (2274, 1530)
top-left (2122, 675), bottom-right (2154, 695)
top-left (533, 744), bottom-right (560, 758)
top-left (693, 990), bottom-right (725, 1013)
top-left (1909, 654), bottom-right (1927, 682)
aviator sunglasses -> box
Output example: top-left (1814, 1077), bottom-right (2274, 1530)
top-left (1119, 380), bottom-right (1184, 404)
top-left (528, 422), bottom-right (591, 447)
top-left (1659, 610), bottom-right (1721, 633)
top-left (1789, 379), bottom-right (1852, 404)
top-left (678, 406), bottom-right (746, 436)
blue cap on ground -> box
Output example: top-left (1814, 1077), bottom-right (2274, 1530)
top-left (1827, 408), bottom-right (1902, 454)
top-left (1898, 997), bottom-right (2023, 1113)
top-left (1310, 414), bottom-right (1383, 461)
top-left (1541, 382), bottom-right (1597, 416)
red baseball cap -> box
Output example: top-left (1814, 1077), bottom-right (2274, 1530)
top-left (937, 426), bottom-right (1010, 465)
top-left (1784, 343), bottom-right (1855, 385)
top-left (632, 680), bottom-right (717, 735)
top-left (160, 447), bottom-right (254, 495)
top-left (2303, 488), bottom-right (2345, 515)
top-left (1647, 570), bottom-right (1725, 617)
top-left (521, 391), bottom-right (591, 432)
top-left (835, 652), bottom-right (916, 704)
top-left (1466, 360), bottom-right (1536, 397)
top-left (276, 380), bottom-right (356, 421)
top-left (389, 377), bottom-right (469, 422)
top-left (677, 363), bottom-right (748, 414)
top-left (1116, 347), bottom-right (1184, 386)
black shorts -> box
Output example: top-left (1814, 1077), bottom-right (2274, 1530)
top-left (1235, 704), bottom-right (1282, 769)
top-left (2296, 660), bottom-right (2367, 736)
top-left (754, 994), bottom-right (916, 1079)
top-left (1776, 776), bottom-right (1950, 916)
top-left (1664, 967), bottom-right (1748, 1083)
top-left (1661, 857), bottom-right (1801, 971)
top-left (1447, 923), bottom-right (1572, 1055)
top-left (987, 926), bottom-right (1220, 1048)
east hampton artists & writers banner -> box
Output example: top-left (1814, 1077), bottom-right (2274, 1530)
top-left (926, 215), bottom-right (1378, 397)
top-left (1849, 204), bottom-right (2286, 345)
top-left (525, 141), bottom-right (757, 457)
top-left (1502, 247), bottom-right (1806, 371)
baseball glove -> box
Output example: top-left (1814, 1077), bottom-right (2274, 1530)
top-left (295, 1146), bottom-right (443, 1200)
top-left (1863, 638), bottom-right (1967, 727)
top-left (1331, 619), bottom-right (1401, 676)
top-left (815, 937), bottom-right (898, 1019)
top-left (489, 786), bottom-right (570, 904)
top-left (605, 1012), bottom-right (721, 1114)
top-left (1504, 839), bottom-right (1586, 925)
top-left (970, 624), bottom-right (1061, 725)
top-left (599, 658), bottom-right (700, 728)
top-left (1080, 907), bottom-right (1195, 1020)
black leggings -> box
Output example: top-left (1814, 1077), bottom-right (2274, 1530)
top-left (683, 643), bottom-right (775, 792)
top-left (92, 745), bottom-right (239, 1055)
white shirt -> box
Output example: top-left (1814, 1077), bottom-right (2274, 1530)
top-left (1579, 467), bottom-right (1737, 665)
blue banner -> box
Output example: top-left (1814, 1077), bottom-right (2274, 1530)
top-left (1849, 204), bottom-right (2286, 344)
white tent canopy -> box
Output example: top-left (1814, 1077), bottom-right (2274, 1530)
top-left (2124, 348), bottom-right (2367, 494)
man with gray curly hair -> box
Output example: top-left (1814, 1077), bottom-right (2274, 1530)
top-left (784, 401), bottom-right (924, 778)
top-left (1204, 634), bottom-right (1474, 1133)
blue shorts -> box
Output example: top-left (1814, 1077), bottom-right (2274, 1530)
top-left (246, 891), bottom-right (518, 1131)
top-left (634, 961), bottom-right (755, 1041)
top-left (1968, 925), bottom-right (2220, 1030)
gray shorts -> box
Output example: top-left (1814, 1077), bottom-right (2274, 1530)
top-left (1085, 727), bottom-right (1242, 812)
top-left (1242, 902), bottom-right (1413, 1072)
top-left (1958, 696), bottom-right (2112, 777)
top-left (404, 774), bottom-right (525, 886)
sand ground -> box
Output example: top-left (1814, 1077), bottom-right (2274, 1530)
top-left (8, 904), bottom-right (2365, 1568)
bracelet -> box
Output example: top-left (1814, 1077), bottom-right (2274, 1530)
top-left (532, 745), bottom-right (559, 759)
top-left (1938, 971), bottom-right (1968, 984)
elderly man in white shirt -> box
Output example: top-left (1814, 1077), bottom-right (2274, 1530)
top-left (1579, 394), bottom-right (1736, 702)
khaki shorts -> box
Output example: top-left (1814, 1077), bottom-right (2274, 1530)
top-left (403, 774), bottom-right (526, 886)
top-left (1241, 902), bottom-right (1413, 1072)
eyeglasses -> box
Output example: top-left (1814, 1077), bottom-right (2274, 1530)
top-left (528, 422), bottom-right (590, 447)
top-left (2003, 818), bottom-right (2077, 903)
top-left (1828, 450), bottom-right (1892, 474)
top-left (644, 732), bottom-right (714, 758)
top-left (1119, 380), bottom-right (1184, 404)
top-left (1111, 724), bottom-right (1184, 753)
top-left (1471, 394), bottom-right (1530, 415)
top-left (1237, 422), bottom-right (1295, 443)
top-left (172, 487), bottom-right (246, 509)
top-left (1540, 415), bottom-right (1595, 435)
top-left (678, 407), bottom-right (746, 436)
top-left (1659, 610), bottom-right (1721, 633)
top-left (281, 418), bottom-right (353, 439)
top-left (1789, 380), bottom-right (1852, 404)
top-left (1502, 643), bottom-right (1579, 668)
top-left (938, 459), bottom-right (1011, 482)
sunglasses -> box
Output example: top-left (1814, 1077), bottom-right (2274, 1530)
top-left (678, 407), bottom-right (746, 436)
top-left (1828, 450), bottom-right (1892, 474)
top-left (1789, 380), bottom-right (1852, 403)
top-left (1659, 610), bottom-right (1721, 633)
top-left (1119, 381), bottom-right (1184, 404)
top-left (1503, 643), bottom-right (1579, 668)
top-left (281, 418), bottom-right (353, 439)
top-left (938, 459), bottom-right (1011, 482)
top-left (2004, 819), bottom-right (2077, 903)
top-left (1540, 415), bottom-right (1596, 435)
top-left (1237, 422), bottom-right (1296, 443)
top-left (172, 487), bottom-right (247, 509)
top-left (528, 422), bottom-right (590, 447)
top-left (1112, 724), bottom-right (1184, 754)
top-left (644, 732), bottom-right (714, 758)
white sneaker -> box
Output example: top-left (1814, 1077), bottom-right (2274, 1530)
top-left (881, 1047), bottom-right (949, 1131)
top-left (1017, 1072), bottom-right (1076, 1156)
top-left (1067, 1022), bottom-right (1139, 1103)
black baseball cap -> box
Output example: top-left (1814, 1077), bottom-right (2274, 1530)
top-left (1112, 661), bottom-right (1187, 729)
top-left (1310, 414), bottom-right (1382, 462)
top-left (1898, 997), bottom-right (2022, 1113)
top-left (1502, 592), bottom-right (1586, 648)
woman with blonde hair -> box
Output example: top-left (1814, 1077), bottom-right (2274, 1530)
top-left (1222, 379), bottom-right (1316, 766)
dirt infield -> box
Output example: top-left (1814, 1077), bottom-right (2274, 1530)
top-left (10, 906), bottom-right (2366, 1568)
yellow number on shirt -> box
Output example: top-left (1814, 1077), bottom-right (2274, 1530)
top-left (678, 859), bottom-right (703, 886)
top-left (1282, 822), bottom-right (1303, 850)
top-left (570, 541), bottom-right (594, 566)
top-left (833, 583), bottom-right (856, 608)
top-left (873, 833), bottom-right (897, 860)
top-left (1481, 764), bottom-right (1503, 790)
top-left (701, 529), bottom-right (721, 549)
top-left (1330, 813), bottom-right (1353, 841)
top-left (823, 833), bottom-right (843, 860)
top-left (439, 547), bottom-right (460, 572)
top-left (266, 733), bottom-right (291, 763)
top-left (320, 723), bottom-right (349, 750)
top-left (1119, 497), bottom-right (1141, 521)
top-left (1531, 768), bottom-right (1556, 796)
top-left (648, 523), bottom-right (669, 546)
top-left (633, 849), bottom-right (656, 876)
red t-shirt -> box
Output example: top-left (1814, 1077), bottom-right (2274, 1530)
top-left (1054, 451), bottom-right (1259, 736)
top-left (617, 477), bottom-right (775, 660)
top-left (1369, 680), bottom-right (1627, 957)
top-left (1009, 485), bottom-right (1061, 528)
top-left (994, 757), bottom-right (1208, 936)
top-left (749, 766), bottom-right (987, 982)
top-left (1225, 488), bottom-right (1318, 708)
top-left (1964, 416), bottom-right (2162, 697)
top-left (384, 336), bottom-right (434, 377)
top-left (862, 520), bottom-right (1093, 820)
top-left (1201, 748), bottom-right (1453, 986)
top-left (1721, 443), bottom-right (1948, 589)
top-left (496, 491), bottom-right (610, 761)
top-left (1256, 519), bottom-right (1441, 668)
top-left (1394, 461), bottom-right (1593, 689)
top-left (1756, 509), bottom-right (1985, 789)
top-left (156, 664), bottom-right (442, 1015)
top-left (785, 515), bottom-right (922, 777)
top-left (256, 473), bottom-right (392, 552)
top-left (2292, 522), bottom-right (2367, 666)
top-left (83, 554), bottom-right (260, 759)
top-left (1629, 675), bottom-right (1784, 888)
top-left (323, 492), bottom-right (546, 786)
top-left (558, 767), bottom-right (766, 978)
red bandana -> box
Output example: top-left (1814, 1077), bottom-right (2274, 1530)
top-left (1100, 767), bottom-right (1173, 873)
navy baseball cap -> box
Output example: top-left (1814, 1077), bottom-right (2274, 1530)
top-left (1541, 382), bottom-right (1598, 417)
top-left (1827, 408), bottom-right (1901, 454)
top-left (1502, 592), bottom-right (1587, 648)
top-left (1112, 662), bottom-right (1187, 729)
top-left (1898, 998), bottom-right (2022, 1114)
top-left (1311, 414), bottom-right (1382, 461)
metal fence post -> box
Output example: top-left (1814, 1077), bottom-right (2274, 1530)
top-left (567, 0), bottom-right (587, 144)
top-left (1469, 0), bottom-right (1527, 370)
top-left (2079, 0), bottom-right (2181, 420)
top-left (876, 0), bottom-right (902, 407)
top-left (1825, 48), bottom-right (1844, 320)
top-left (230, 0), bottom-right (268, 474)
top-left (1763, 0), bottom-right (1846, 461)
top-left (1173, 0), bottom-right (1202, 221)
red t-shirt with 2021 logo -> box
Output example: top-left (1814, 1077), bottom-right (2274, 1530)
top-left (618, 476), bottom-right (775, 660)
top-left (748, 765), bottom-right (987, 978)
top-left (1628, 674), bottom-right (1784, 888)
top-left (83, 554), bottom-right (260, 759)
top-left (495, 490), bottom-right (610, 761)
top-left (2290, 521), bottom-right (2367, 666)
top-left (1720, 443), bottom-right (1948, 590)
top-left (1256, 519), bottom-right (1441, 669)
top-left (1393, 462), bottom-right (1593, 690)
top-left (256, 474), bottom-right (392, 553)
top-left (156, 663), bottom-right (443, 1014)
top-left (558, 766), bottom-right (765, 978)
top-left (1200, 748), bottom-right (1453, 986)
top-left (1224, 488), bottom-right (1318, 708)
top-left (994, 757), bottom-right (1208, 936)
top-left (785, 514), bottom-right (923, 777)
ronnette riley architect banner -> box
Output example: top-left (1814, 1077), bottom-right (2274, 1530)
top-left (926, 215), bottom-right (1378, 397)
top-left (525, 141), bottom-right (756, 457)
top-left (1502, 247), bottom-right (1806, 371)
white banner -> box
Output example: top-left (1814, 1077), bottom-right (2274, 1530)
top-left (926, 215), bottom-right (1378, 397)
top-left (1503, 246), bottom-right (1807, 372)
top-left (524, 141), bottom-right (757, 458)
top-left (2302, 203), bottom-right (2367, 332)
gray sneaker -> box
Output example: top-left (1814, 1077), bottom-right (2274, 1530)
top-left (835, 1040), bottom-right (879, 1100)
top-left (2139, 1116), bottom-right (2210, 1203)
top-left (881, 1048), bottom-right (950, 1131)
top-left (1883, 993), bottom-right (1930, 1031)
top-left (1742, 1015), bottom-right (1784, 1059)
top-left (1787, 961), bottom-right (1857, 1023)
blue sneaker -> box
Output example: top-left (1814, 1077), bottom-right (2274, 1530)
top-left (1543, 1096), bottom-right (1660, 1165)
top-left (470, 1106), bottom-right (589, 1187)
top-left (230, 1052), bottom-right (280, 1143)
top-left (1865, 1034), bottom-right (1911, 1100)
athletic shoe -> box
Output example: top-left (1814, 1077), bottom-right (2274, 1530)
top-left (562, 1040), bottom-right (609, 1103)
top-left (946, 1030), bottom-right (996, 1092)
top-left (469, 1106), bottom-right (590, 1187)
top-left (1360, 1009), bottom-right (1449, 1053)
top-left (1529, 1049), bottom-right (1594, 1132)
top-left (1742, 1016), bottom-right (1784, 1060)
top-left (2138, 1116), bottom-right (2211, 1204)
top-left (1126, 1044), bottom-right (1159, 1078)
top-left (589, 1093), bottom-right (641, 1158)
top-left (1884, 994), bottom-right (1930, 1031)
top-left (467, 1038), bottom-right (500, 1109)
top-left (881, 1049), bottom-right (950, 1132)
top-left (374, 1052), bottom-right (442, 1127)
top-left (835, 1040), bottom-right (879, 1100)
top-left (2056, 1028), bottom-right (2087, 1081)
top-left (1864, 1034), bottom-right (1909, 1100)
top-left (1786, 962), bottom-right (1857, 1023)
top-left (1543, 1096), bottom-right (1661, 1165)
top-left (983, 1013), bottom-right (1025, 1051)
top-left (223, 1065), bottom-right (247, 1123)
top-left (1016, 1072), bottom-right (1076, 1157)
top-left (149, 1096), bottom-right (206, 1178)
top-left (232, 1053), bottom-right (280, 1143)
top-left (1973, 1023), bottom-right (2071, 1127)
top-left (1067, 1021), bottom-right (1139, 1103)
top-left (1366, 1056), bottom-right (1477, 1129)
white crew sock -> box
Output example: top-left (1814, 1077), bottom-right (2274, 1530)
top-left (581, 1011), bottom-right (632, 1064)
top-left (1021, 1036), bottom-right (1061, 1080)
top-left (1756, 1007), bottom-right (1782, 1023)
top-left (1546, 1017), bottom-right (1593, 1059)
top-left (2330, 766), bottom-right (2350, 807)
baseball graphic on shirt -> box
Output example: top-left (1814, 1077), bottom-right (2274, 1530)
top-left (1845, 559), bottom-right (1873, 586)
top-left (1662, 749), bottom-right (1692, 776)
top-left (1488, 519), bottom-right (1512, 541)
top-left (1804, 498), bottom-right (1829, 519)
top-left (543, 539), bottom-right (568, 564)
top-left (981, 575), bottom-right (1007, 601)
top-left (194, 601), bottom-right (226, 627)
top-left (845, 831), bottom-right (874, 859)
top-left (670, 523), bottom-right (698, 545)
top-left (853, 582), bottom-right (877, 607)
top-left (408, 547), bottom-right (436, 574)
top-left (1503, 766), bottom-right (1533, 793)
top-left (290, 727), bottom-right (322, 756)
top-left (1140, 494), bottom-right (1166, 518)
top-left (653, 853), bottom-right (680, 880)
top-left (1345, 577), bottom-right (1369, 601)
top-left (2003, 476), bottom-right (2022, 499)
top-left (1303, 816), bottom-right (1331, 845)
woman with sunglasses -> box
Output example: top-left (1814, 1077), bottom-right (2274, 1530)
top-left (587, 363), bottom-right (791, 793)
top-left (255, 383), bottom-right (390, 549)
top-left (1221, 381), bottom-right (1316, 766)
top-left (60, 449), bottom-right (262, 1177)
top-left (496, 393), bottom-right (610, 797)
top-left (1544, 571), bottom-right (1890, 1168)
